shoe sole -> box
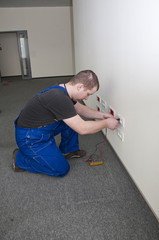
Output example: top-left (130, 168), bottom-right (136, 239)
top-left (64, 151), bottom-right (86, 159)
top-left (12, 149), bottom-right (19, 170)
top-left (12, 149), bottom-right (25, 172)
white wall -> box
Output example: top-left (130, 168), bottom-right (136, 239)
top-left (73, 0), bottom-right (159, 220)
top-left (0, 7), bottom-right (74, 78)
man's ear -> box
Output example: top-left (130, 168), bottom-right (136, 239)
top-left (77, 83), bottom-right (84, 91)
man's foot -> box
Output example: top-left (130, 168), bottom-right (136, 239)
top-left (64, 150), bottom-right (86, 159)
top-left (12, 149), bottom-right (25, 172)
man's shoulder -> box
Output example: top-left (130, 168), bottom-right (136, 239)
top-left (40, 86), bottom-right (67, 98)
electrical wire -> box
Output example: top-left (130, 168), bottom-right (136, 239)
top-left (82, 128), bottom-right (107, 162)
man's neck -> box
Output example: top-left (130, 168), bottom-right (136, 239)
top-left (59, 83), bottom-right (73, 99)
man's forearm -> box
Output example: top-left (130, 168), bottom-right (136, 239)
top-left (64, 114), bottom-right (118, 135)
top-left (75, 102), bottom-right (105, 119)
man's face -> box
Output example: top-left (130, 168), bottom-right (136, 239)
top-left (73, 84), bottom-right (98, 101)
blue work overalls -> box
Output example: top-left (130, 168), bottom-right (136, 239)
top-left (14, 86), bottom-right (79, 177)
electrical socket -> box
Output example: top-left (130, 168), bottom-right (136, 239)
top-left (108, 105), bottom-right (116, 116)
top-left (101, 99), bottom-right (106, 108)
top-left (96, 95), bottom-right (101, 103)
top-left (117, 129), bottom-right (124, 141)
top-left (115, 114), bottom-right (125, 127)
top-left (96, 105), bottom-right (101, 112)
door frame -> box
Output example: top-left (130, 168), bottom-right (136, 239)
top-left (17, 31), bottom-right (32, 79)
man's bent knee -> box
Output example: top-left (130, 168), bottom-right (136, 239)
top-left (58, 164), bottom-right (70, 177)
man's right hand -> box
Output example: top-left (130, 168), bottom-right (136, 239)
top-left (106, 117), bottom-right (118, 130)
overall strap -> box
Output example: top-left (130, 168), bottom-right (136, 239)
top-left (36, 85), bottom-right (67, 96)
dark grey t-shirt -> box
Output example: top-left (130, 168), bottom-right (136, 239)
top-left (17, 86), bottom-right (77, 128)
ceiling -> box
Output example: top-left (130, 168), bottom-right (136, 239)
top-left (0, 0), bottom-right (72, 8)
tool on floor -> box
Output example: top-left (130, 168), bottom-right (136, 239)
top-left (82, 128), bottom-right (107, 166)
top-left (88, 158), bottom-right (103, 166)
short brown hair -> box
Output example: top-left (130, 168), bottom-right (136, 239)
top-left (69, 70), bottom-right (99, 90)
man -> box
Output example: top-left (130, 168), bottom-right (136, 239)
top-left (13, 70), bottom-right (118, 177)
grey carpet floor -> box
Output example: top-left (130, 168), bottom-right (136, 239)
top-left (0, 76), bottom-right (159, 240)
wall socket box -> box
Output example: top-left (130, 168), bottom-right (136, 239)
top-left (96, 94), bottom-right (108, 112)
top-left (96, 95), bottom-right (125, 141)
top-left (108, 104), bottom-right (125, 142)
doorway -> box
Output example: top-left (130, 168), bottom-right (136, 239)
top-left (0, 31), bottom-right (32, 80)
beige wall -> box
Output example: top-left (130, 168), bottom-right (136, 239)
top-left (73, 0), bottom-right (159, 220)
top-left (0, 7), bottom-right (74, 78)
